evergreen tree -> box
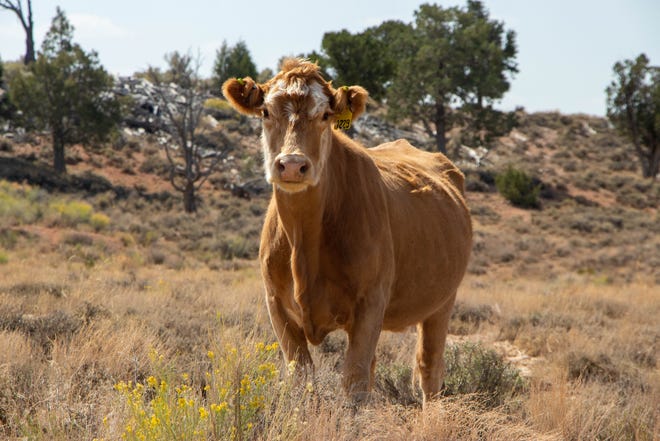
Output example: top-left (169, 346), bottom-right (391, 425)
top-left (321, 20), bottom-right (409, 100)
top-left (0, 55), bottom-right (15, 120)
top-left (212, 40), bottom-right (257, 93)
top-left (606, 54), bottom-right (660, 179)
top-left (9, 7), bottom-right (120, 173)
top-left (388, 1), bottom-right (517, 154)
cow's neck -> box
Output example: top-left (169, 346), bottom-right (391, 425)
top-left (273, 135), bottom-right (347, 303)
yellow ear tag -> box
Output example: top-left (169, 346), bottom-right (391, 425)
top-left (334, 108), bottom-right (353, 130)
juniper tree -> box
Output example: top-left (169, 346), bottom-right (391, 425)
top-left (606, 54), bottom-right (660, 179)
top-left (9, 7), bottom-right (120, 173)
top-left (212, 40), bottom-right (258, 94)
top-left (388, 1), bottom-right (517, 154)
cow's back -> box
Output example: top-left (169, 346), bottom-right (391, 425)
top-left (368, 140), bottom-right (472, 330)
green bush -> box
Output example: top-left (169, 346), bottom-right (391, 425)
top-left (204, 97), bottom-right (232, 112)
top-left (443, 342), bottom-right (526, 408)
top-left (0, 180), bottom-right (45, 226)
top-left (495, 166), bottom-right (541, 209)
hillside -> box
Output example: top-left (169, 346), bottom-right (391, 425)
top-left (1, 104), bottom-right (657, 283)
top-left (0, 103), bottom-right (658, 440)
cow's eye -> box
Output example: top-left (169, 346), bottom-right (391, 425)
top-left (262, 108), bottom-right (269, 118)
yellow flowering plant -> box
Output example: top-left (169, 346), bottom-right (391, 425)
top-left (113, 342), bottom-right (289, 440)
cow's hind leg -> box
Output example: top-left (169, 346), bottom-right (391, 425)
top-left (415, 303), bottom-right (454, 406)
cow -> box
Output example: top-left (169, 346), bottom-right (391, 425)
top-left (222, 59), bottom-right (472, 405)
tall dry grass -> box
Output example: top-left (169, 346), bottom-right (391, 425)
top-left (0, 252), bottom-right (657, 440)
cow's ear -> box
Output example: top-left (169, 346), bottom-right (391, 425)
top-left (333, 85), bottom-right (368, 120)
top-left (222, 77), bottom-right (265, 116)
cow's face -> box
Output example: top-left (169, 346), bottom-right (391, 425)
top-left (223, 59), bottom-right (367, 193)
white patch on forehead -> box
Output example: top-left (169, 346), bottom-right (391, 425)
top-left (285, 78), bottom-right (308, 96)
top-left (308, 82), bottom-right (329, 117)
top-left (264, 78), bottom-right (329, 120)
top-left (264, 79), bottom-right (307, 105)
top-left (284, 102), bottom-right (297, 123)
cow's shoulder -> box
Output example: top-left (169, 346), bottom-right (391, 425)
top-left (368, 139), bottom-right (465, 195)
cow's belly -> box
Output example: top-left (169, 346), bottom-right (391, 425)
top-left (381, 196), bottom-right (471, 330)
top-left (382, 283), bottom-right (456, 331)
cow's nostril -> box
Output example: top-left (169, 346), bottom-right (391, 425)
top-left (299, 164), bottom-right (308, 174)
top-left (278, 161), bottom-right (286, 172)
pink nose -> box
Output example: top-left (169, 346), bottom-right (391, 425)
top-left (276, 155), bottom-right (310, 182)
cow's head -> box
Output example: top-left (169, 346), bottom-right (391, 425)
top-left (223, 59), bottom-right (368, 193)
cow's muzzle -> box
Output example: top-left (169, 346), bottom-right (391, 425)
top-left (274, 154), bottom-right (311, 183)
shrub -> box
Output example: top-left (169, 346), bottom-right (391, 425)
top-left (90, 212), bottom-right (110, 231)
top-left (443, 342), bottom-right (526, 408)
top-left (62, 232), bottom-right (95, 247)
top-left (0, 250), bottom-right (8, 264)
top-left (204, 97), bottom-right (233, 112)
top-left (375, 363), bottom-right (418, 406)
top-left (450, 302), bottom-right (494, 335)
top-left (204, 97), bottom-right (236, 120)
top-left (495, 166), bottom-right (540, 209)
top-left (0, 180), bottom-right (44, 226)
top-left (50, 200), bottom-right (93, 226)
top-left (113, 343), bottom-right (304, 441)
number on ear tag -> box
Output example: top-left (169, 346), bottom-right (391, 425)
top-left (334, 108), bottom-right (353, 130)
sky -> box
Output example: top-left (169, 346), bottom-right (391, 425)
top-left (0, 0), bottom-right (658, 116)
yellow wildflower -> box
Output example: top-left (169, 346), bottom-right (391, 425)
top-left (211, 402), bottom-right (228, 413)
top-left (199, 407), bottom-right (209, 419)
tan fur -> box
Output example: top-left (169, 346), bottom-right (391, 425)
top-left (222, 59), bottom-right (472, 405)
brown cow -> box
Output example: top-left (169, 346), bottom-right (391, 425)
top-left (223, 59), bottom-right (472, 405)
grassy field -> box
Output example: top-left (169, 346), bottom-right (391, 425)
top-left (0, 249), bottom-right (657, 440)
top-left (0, 110), bottom-right (658, 439)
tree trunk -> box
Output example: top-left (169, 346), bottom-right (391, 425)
top-left (183, 181), bottom-right (196, 213)
top-left (434, 102), bottom-right (447, 154)
top-left (24, 31), bottom-right (35, 64)
top-left (645, 144), bottom-right (660, 179)
top-left (52, 132), bottom-right (66, 174)
top-left (25, 0), bottom-right (34, 64)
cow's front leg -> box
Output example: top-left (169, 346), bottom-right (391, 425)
top-left (265, 293), bottom-right (313, 369)
top-left (342, 294), bottom-right (385, 401)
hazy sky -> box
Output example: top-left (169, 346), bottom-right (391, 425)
top-left (0, 1), bottom-right (658, 116)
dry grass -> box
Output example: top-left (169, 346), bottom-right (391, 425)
top-left (0, 250), bottom-right (657, 440)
